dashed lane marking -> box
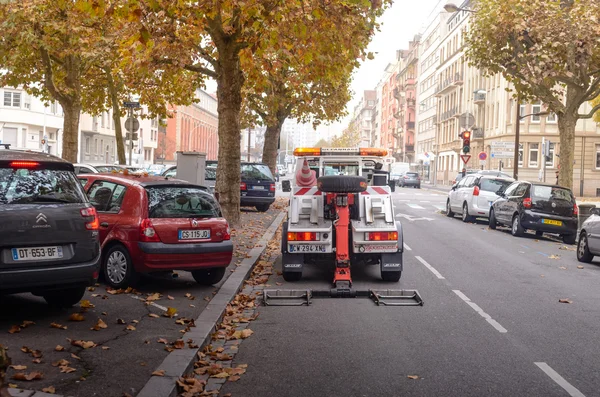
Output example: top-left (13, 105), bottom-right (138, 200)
top-left (415, 256), bottom-right (445, 279)
top-left (535, 362), bottom-right (586, 397)
top-left (403, 243), bottom-right (412, 251)
top-left (452, 290), bottom-right (508, 333)
top-left (406, 203), bottom-right (425, 209)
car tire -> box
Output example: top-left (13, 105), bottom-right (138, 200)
top-left (489, 209), bottom-right (497, 230)
top-left (511, 214), bottom-right (524, 237)
top-left (282, 270), bottom-right (302, 282)
top-left (446, 200), bottom-right (454, 217)
top-left (103, 244), bottom-right (138, 289)
top-left (577, 232), bottom-right (594, 263)
top-left (192, 267), bottom-right (226, 285)
top-left (43, 287), bottom-right (86, 308)
top-left (562, 234), bottom-right (576, 245)
top-left (381, 271), bottom-right (402, 282)
top-left (256, 204), bottom-right (270, 212)
top-left (462, 203), bottom-right (473, 223)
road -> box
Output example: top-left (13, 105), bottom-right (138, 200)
top-left (221, 187), bottom-right (600, 397)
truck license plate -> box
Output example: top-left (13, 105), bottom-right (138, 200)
top-left (288, 244), bottom-right (326, 253)
top-left (12, 246), bottom-right (63, 261)
top-left (178, 229), bottom-right (211, 240)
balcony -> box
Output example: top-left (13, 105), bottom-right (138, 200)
top-left (406, 121), bottom-right (415, 130)
top-left (474, 91), bottom-right (486, 104)
top-left (434, 73), bottom-right (462, 95)
top-left (453, 72), bottom-right (464, 86)
top-left (472, 127), bottom-right (484, 139)
top-left (405, 144), bottom-right (415, 153)
top-left (406, 98), bottom-right (416, 108)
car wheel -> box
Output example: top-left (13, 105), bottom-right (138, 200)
top-left (446, 200), bottom-right (454, 217)
top-left (511, 214), bottom-right (524, 237)
top-left (104, 245), bottom-right (137, 289)
top-left (381, 270), bottom-right (402, 282)
top-left (462, 203), bottom-right (472, 223)
top-left (43, 287), bottom-right (86, 308)
top-left (562, 234), bottom-right (576, 245)
top-left (489, 208), bottom-right (497, 230)
top-left (192, 267), bottom-right (226, 285)
top-left (256, 204), bottom-right (270, 212)
top-left (577, 233), bottom-right (594, 263)
top-left (282, 270), bottom-right (302, 282)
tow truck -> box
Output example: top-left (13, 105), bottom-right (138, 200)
top-left (264, 147), bottom-right (423, 306)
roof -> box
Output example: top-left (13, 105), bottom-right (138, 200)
top-left (79, 173), bottom-right (207, 189)
top-left (0, 149), bottom-right (71, 164)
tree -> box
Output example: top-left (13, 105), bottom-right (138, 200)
top-left (314, 138), bottom-right (331, 148)
top-left (125, 0), bottom-right (387, 224)
top-left (331, 123), bottom-right (361, 148)
top-left (591, 95), bottom-right (600, 123)
top-left (465, 0), bottom-right (600, 188)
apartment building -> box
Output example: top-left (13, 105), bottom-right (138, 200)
top-left (395, 36), bottom-right (420, 163)
top-left (350, 90), bottom-right (377, 147)
top-left (380, 55), bottom-right (403, 156)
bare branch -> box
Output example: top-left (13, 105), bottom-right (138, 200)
top-left (39, 47), bottom-right (68, 104)
top-left (582, 76), bottom-right (600, 101)
top-left (578, 102), bottom-right (600, 119)
top-left (183, 63), bottom-right (217, 78)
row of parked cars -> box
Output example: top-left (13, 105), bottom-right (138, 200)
top-left (445, 169), bottom-right (600, 264)
top-left (0, 147), bottom-right (276, 307)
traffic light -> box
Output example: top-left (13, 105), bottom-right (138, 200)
top-left (461, 131), bottom-right (471, 154)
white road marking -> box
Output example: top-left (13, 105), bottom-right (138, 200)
top-left (130, 295), bottom-right (169, 312)
top-left (403, 243), bottom-right (412, 251)
top-left (535, 362), bottom-right (586, 397)
top-left (420, 200), bottom-right (430, 203)
top-left (406, 203), bottom-right (425, 209)
top-left (415, 256), bottom-right (445, 279)
top-left (452, 290), bottom-right (507, 333)
top-left (396, 213), bottom-right (435, 222)
top-left (433, 204), bottom-right (446, 210)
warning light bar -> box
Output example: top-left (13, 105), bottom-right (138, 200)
top-left (293, 148), bottom-right (389, 157)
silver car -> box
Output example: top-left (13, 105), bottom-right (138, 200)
top-left (447, 175), bottom-right (514, 222)
top-left (577, 208), bottom-right (600, 263)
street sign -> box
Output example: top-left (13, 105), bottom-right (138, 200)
top-left (123, 101), bottom-right (140, 108)
top-left (479, 160), bottom-right (487, 166)
top-left (125, 133), bottom-right (139, 141)
top-left (461, 155), bottom-right (471, 164)
top-left (490, 141), bottom-right (514, 159)
top-left (459, 113), bottom-right (475, 129)
top-left (125, 117), bottom-right (140, 133)
top-left (478, 152), bottom-right (487, 161)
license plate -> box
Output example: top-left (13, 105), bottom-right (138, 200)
top-left (252, 185), bottom-right (265, 190)
top-left (542, 219), bottom-right (562, 226)
top-left (178, 229), bottom-right (211, 240)
top-left (288, 244), bottom-right (326, 253)
top-left (12, 246), bottom-right (63, 261)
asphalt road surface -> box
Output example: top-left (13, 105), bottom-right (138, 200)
top-left (221, 187), bottom-right (600, 397)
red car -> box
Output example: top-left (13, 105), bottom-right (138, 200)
top-left (78, 174), bottom-right (233, 288)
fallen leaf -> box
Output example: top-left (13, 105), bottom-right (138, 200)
top-left (10, 365), bottom-right (27, 370)
top-left (116, 319), bottom-right (126, 324)
top-left (185, 293), bottom-right (195, 300)
top-left (189, 304), bottom-right (195, 308)
top-left (20, 321), bottom-right (35, 328)
top-left (71, 354), bottom-right (81, 360)
top-left (126, 325), bottom-right (136, 331)
top-left (68, 313), bottom-right (85, 322)
top-left (31, 350), bottom-right (42, 358)
top-left (212, 372), bottom-right (230, 379)
top-left (12, 372), bottom-right (44, 381)
top-left (80, 300), bottom-right (95, 309)
top-left (164, 307), bottom-right (177, 318)
top-left (55, 345), bottom-right (65, 352)
top-left (52, 359), bottom-right (70, 367)
top-left (101, 312), bottom-right (108, 316)
top-left (148, 313), bottom-right (160, 318)
top-left (50, 323), bottom-right (67, 330)
top-left (132, 320), bottom-right (139, 324)
top-left (71, 340), bottom-right (95, 349)
top-left (157, 338), bottom-right (169, 344)
top-left (407, 375), bottom-right (419, 380)
top-left (8, 384), bottom-right (18, 388)
top-left (32, 358), bottom-right (42, 364)
top-left (548, 255), bottom-right (561, 260)
top-left (228, 375), bottom-right (241, 382)
top-left (203, 296), bottom-right (211, 301)
top-left (559, 266), bottom-right (567, 270)
top-left (8, 325), bottom-right (21, 334)
top-left (91, 319), bottom-right (108, 331)
top-left (173, 340), bottom-right (185, 349)
top-left (241, 329), bottom-right (254, 338)
top-left (559, 298), bottom-right (573, 304)
top-left (167, 295), bottom-right (175, 300)
top-left (42, 386), bottom-right (56, 394)
top-left (577, 265), bottom-right (584, 269)
top-left (21, 346), bottom-right (31, 353)
top-left (152, 370), bottom-right (166, 377)
top-left (146, 293), bottom-right (161, 301)
top-left (60, 366), bottom-right (76, 374)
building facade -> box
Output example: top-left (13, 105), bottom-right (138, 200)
top-left (349, 90), bottom-right (377, 147)
top-left (395, 36), bottom-right (420, 163)
top-left (380, 57), bottom-right (402, 156)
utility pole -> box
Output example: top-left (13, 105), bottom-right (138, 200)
top-left (513, 96), bottom-right (520, 180)
top-left (128, 105), bottom-right (134, 166)
top-left (247, 127), bottom-right (251, 162)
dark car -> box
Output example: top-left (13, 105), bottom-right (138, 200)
top-left (399, 171), bottom-right (421, 188)
top-left (0, 149), bottom-right (101, 306)
top-left (240, 162), bottom-right (276, 212)
top-left (489, 181), bottom-right (578, 244)
top-left (79, 174), bottom-right (233, 288)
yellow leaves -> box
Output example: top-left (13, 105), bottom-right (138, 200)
top-left (10, 365), bottom-right (28, 371)
top-left (559, 298), bottom-right (573, 304)
top-left (69, 313), bottom-right (85, 322)
top-left (126, 325), bottom-right (136, 331)
top-left (146, 293), bottom-right (161, 302)
top-left (407, 375), bottom-right (420, 380)
top-left (164, 307), bottom-right (178, 318)
top-left (12, 371), bottom-right (44, 381)
top-left (80, 300), bottom-right (95, 309)
top-left (55, 345), bottom-right (65, 351)
top-left (230, 329), bottom-right (253, 340)
top-left (70, 340), bottom-right (96, 349)
top-left (148, 313), bottom-right (160, 318)
top-left (152, 370), bottom-right (166, 377)
top-left (42, 386), bottom-right (56, 394)
top-left (91, 319), bottom-right (108, 331)
top-left (50, 322), bottom-right (68, 330)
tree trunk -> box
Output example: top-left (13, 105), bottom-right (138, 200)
top-left (262, 119), bottom-right (285, 176)
top-left (60, 100), bottom-right (82, 163)
top-left (214, 42), bottom-right (244, 225)
top-left (105, 68), bottom-right (126, 165)
top-left (0, 346), bottom-right (11, 397)
top-left (557, 111), bottom-right (576, 189)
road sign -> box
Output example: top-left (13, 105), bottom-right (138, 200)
top-left (490, 141), bottom-right (514, 159)
top-left (125, 117), bottom-right (140, 133)
top-left (479, 160), bottom-right (487, 166)
top-left (459, 113), bottom-right (475, 129)
top-left (125, 133), bottom-right (139, 141)
top-left (123, 101), bottom-right (140, 108)
top-left (461, 155), bottom-right (471, 164)
top-left (478, 152), bottom-right (487, 161)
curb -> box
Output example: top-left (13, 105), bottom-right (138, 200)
top-left (136, 211), bottom-right (286, 397)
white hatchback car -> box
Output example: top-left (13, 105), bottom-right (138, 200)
top-left (447, 175), bottom-right (514, 222)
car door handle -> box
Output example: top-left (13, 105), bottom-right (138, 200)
top-left (100, 222), bottom-right (109, 228)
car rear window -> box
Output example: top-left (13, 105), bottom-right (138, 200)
top-left (480, 178), bottom-right (513, 194)
top-left (406, 172), bottom-right (418, 177)
top-left (96, 166), bottom-right (123, 173)
top-left (531, 185), bottom-right (573, 202)
top-left (241, 164), bottom-right (274, 181)
top-left (0, 167), bottom-right (86, 204)
top-left (146, 186), bottom-right (222, 218)
top-left (205, 167), bottom-right (217, 181)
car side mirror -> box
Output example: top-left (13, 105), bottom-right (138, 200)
top-left (282, 180), bottom-right (291, 193)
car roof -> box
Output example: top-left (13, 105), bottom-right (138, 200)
top-left (79, 173), bottom-right (207, 189)
top-left (0, 150), bottom-right (73, 171)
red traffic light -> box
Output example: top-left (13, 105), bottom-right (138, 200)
top-left (463, 131), bottom-right (471, 139)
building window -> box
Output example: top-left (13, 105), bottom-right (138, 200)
top-left (531, 102), bottom-right (542, 122)
top-left (545, 142), bottom-right (555, 167)
top-left (518, 143), bottom-right (523, 166)
top-left (547, 112), bottom-right (557, 123)
top-left (528, 143), bottom-right (539, 167)
top-left (596, 145), bottom-right (600, 169)
top-left (92, 117), bottom-right (98, 132)
top-left (85, 138), bottom-right (90, 154)
top-left (94, 139), bottom-right (98, 154)
top-left (4, 91), bottom-right (21, 107)
top-left (51, 101), bottom-right (57, 114)
top-left (519, 103), bottom-right (526, 122)
top-left (101, 113), bottom-right (105, 128)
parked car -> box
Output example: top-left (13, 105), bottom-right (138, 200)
top-left (146, 164), bottom-right (167, 176)
top-left (399, 171), bottom-right (421, 188)
top-left (489, 181), bottom-right (578, 244)
top-left (162, 165), bottom-right (177, 177)
top-left (73, 163), bottom-right (125, 175)
top-left (577, 207), bottom-right (600, 263)
top-left (240, 162), bottom-right (276, 212)
top-left (451, 169), bottom-right (478, 185)
top-left (78, 174), bottom-right (233, 288)
top-left (447, 175), bottom-right (514, 221)
top-left (0, 149), bottom-right (100, 306)
top-left (162, 164), bottom-right (216, 194)
top-left (476, 170), bottom-right (513, 178)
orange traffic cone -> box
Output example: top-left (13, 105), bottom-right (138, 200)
top-left (295, 158), bottom-right (317, 187)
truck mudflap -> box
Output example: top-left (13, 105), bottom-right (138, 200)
top-left (282, 252), bottom-right (304, 273)
top-left (380, 221), bottom-right (404, 278)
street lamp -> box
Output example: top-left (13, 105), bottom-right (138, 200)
top-left (443, 3), bottom-right (475, 13)
top-left (512, 102), bottom-right (549, 180)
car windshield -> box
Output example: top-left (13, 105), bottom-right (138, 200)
top-left (531, 185), bottom-right (573, 202)
top-left (323, 162), bottom-right (359, 176)
top-left (480, 178), bottom-right (513, 194)
top-left (0, 167), bottom-right (87, 204)
top-left (241, 164), bottom-right (274, 181)
top-left (146, 186), bottom-right (222, 218)
top-left (205, 167), bottom-right (217, 181)
top-left (96, 165), bottom-right (123, 173)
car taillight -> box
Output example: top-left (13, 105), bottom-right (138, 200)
top-left (10, 161), bottom-right (40, 169)
top-left (287, 232), bottom-right (317, 241)
top-left (404, 176), bottom-right (408, 179)
top-left (240, 182), bottom-right (247, 190)
top-left (139, 219), bottom-right (160, 242)
top-left (80, 207), bottom-right (99, 230)
top-left (473, 186), bottom-right (480, 196)
top-left (523, 198), bottom-right (532, 209)
top-left (367, 231), bottom-right (398, 241)
top-left (223, 227), bottom-right (231, 240)
top-left (270, 183), bottom-right (275, 192)
top-left (574, 203), bottom-right (579, 216)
